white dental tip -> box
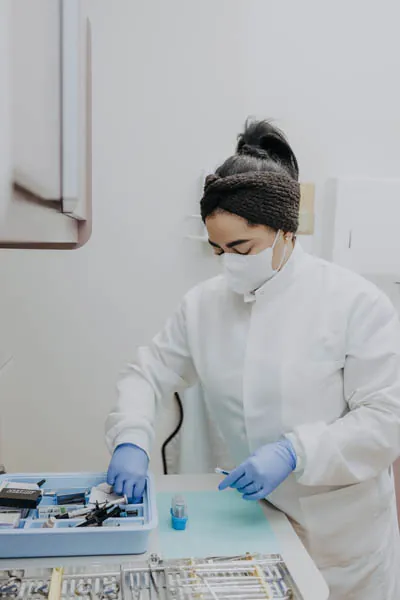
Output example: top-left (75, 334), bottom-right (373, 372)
top-left (215, 467), bottom-right (229, 476)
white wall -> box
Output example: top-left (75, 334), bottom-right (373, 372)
top-left (242, 1), bottom-right (400, 259)
top-left (1, 0), bottom-right (400, 473)
top-left (0, 0), bottom-right (11, 224)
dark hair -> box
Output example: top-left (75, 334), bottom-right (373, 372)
top-left (216, 119), bottom-right (299, 182)
top-left (200, 120), bottom-right (301, 231)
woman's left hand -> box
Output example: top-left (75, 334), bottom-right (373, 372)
top-left (218, 438), bottom-right (297, 501)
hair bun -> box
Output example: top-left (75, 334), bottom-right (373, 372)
top-left (237, 144), bottom-right (269, 160)
top-left (236, 119), bottom-right (299, 180)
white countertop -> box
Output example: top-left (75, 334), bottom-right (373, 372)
top-left (158, 476), bottom-right (329, 600)
top-left (0, 474), bottom-right (329, 600)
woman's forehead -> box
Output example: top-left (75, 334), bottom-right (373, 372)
top-left (206, 212), bottom-right (272, 240)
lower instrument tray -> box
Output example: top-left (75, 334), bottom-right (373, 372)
top-left (0, 553), bottom-right (302, 599)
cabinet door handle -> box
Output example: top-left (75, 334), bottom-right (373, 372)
top-left (348, 230), bottom-right (352, 248)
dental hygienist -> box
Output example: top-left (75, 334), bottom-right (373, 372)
top-left (106, 120), bottom-right (400, 599)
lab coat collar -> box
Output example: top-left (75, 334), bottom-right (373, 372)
top-left (243, 242), bottom-right (307, 304)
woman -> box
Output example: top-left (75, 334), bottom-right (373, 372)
top-left (106, 120), bottom-right (400, 599)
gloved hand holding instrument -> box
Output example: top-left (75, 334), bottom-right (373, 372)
top-left (218, 438), bottom-right (297, 500)
top-left (107, 443), bottom-right (149, 503)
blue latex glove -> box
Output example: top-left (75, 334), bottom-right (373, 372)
top-left (218, 438), bottom-right (297, 501)
top-left (107, 443), bottom-right (149, 503)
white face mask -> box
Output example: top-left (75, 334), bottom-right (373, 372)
top-left (223, 230), bottom-right (286, 295)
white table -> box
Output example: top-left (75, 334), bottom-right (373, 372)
top-left (0, 475), bottom-right (329, 600)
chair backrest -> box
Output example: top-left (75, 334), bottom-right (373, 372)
top-left (163, 383), bottom-right (234, 475)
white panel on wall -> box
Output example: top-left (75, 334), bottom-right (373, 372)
top-left (329, 178), bottom-right (400, 278)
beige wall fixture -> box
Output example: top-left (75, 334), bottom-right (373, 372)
top-left (298, 183), bottom-right (315, 235)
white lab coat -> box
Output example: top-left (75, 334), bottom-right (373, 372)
top-left (106, 244), bottom-right (400, 599)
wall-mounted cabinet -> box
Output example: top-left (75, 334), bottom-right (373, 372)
top-left (323, 178), bottom-right (400, 279)
top-left (0, 0), bottom-right (92, 248)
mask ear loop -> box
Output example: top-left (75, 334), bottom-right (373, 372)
top-left (272, 230), bottom-right (288, 272)
top-left (271, 229), bottom-right (281, 251)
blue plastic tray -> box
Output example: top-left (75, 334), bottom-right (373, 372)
top-left (0, 472), bottom-right (158, 558)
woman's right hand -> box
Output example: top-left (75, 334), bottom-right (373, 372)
top-left (106, 443), bottom-right (149, 503)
